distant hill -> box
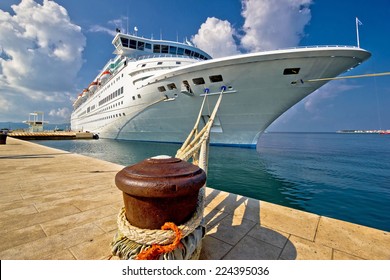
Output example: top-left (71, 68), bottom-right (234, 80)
top-left (0, 122), bottom-right (71, 131)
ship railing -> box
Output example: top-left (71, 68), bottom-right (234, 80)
top-left (135, 54), bottom-right (204, 62)
top-left (282, 45), bottom-right (361, 50)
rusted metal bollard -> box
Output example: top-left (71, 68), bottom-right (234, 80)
top-left (115, 155), bottom-right (206, 230)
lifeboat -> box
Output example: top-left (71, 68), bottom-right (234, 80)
top-left (88, 81), bottom-right (98, 93)
top-left (81, 88), bottom-right (89, 98)
top-left (73, 94), bottom-right (82, 107)
top-left (99, 70), bottom-right (111, 84)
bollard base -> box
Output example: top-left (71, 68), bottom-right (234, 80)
top-left (111, 207), bottom-right (205, 260)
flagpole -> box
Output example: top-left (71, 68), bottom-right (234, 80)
top-left (356, 17), bottom-right (360, 48)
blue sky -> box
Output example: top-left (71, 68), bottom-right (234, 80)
top-left (0, 0), bottom-right (389, 132)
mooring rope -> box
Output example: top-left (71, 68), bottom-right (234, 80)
top-left (303, 71), bottom-right (390, 83)
top-left (111, 87), bottom-right (225, 260)
top-left (176, 86), bottom-right (225, 172)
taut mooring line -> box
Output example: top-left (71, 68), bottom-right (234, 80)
top-left (303, 71), bottom-right (390, 83)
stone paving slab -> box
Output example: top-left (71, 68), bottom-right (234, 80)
top-left (1, 137), bottom-right (389, 260)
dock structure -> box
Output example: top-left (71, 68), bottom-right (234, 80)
top-left (7, 131), bottom-right (97, 140)
top-left (0, 137), bottom-right (389, 260)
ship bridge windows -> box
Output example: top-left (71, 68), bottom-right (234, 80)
top-left (169, 46), bottom-right (177, 54)
top-left (161, 45), bottom-right (169, 54)
top-left (153, 44), bottom-right (161, 53)
top-left (120, 37), bottom-right (129, 48)
top-left (137, 41), bottom-right (145, 51)
top-left (283, 68), bottom-right (300, 75)
top-left (158, 86), bottom-right (166, 92)
top-left (150, 43), bottom-right (208, 60)
top-left (192, 77), bottom-right (205, 85)
top-left (184, 49), bottom-right (192, 56)
top-left (129, 40), bottom-right (137, 49)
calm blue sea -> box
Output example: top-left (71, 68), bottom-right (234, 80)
top-left (33, 132), bottom-right (390, 232)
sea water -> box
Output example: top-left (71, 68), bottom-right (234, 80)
top-left (33, 132), bottom-right (390, 232)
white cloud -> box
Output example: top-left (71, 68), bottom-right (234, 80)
top-left (240, 0), bottom-right (312, 51)
top-left (89, 25), bottom-right (117, 37)
top-left (89, 16), bottom-right (129, 36)
top-left (192, 17), bottom-right (240, 58)
top-left (0, 0), bottom-right (85, 122)
top-left (49, 107), bottom-right (71, 119)
top-left (192, 0), bottom-right (312, 57)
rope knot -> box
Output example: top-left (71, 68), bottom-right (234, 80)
top-left (136, 222), bottom-right (183, 260)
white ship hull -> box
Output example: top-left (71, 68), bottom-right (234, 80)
top-left (71, 36), bottom-right (370, 147)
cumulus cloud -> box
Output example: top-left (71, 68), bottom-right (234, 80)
top-left (192, 17), bottom-right (240, 58)
top-left (49, 107), bottom-right (71, 119)
top-left (0, 0), bottom-right (85, 122)
top-left (89, 16), bottom-right (129, 36)
top-left (240, 0), bottom-right (312, 51)
top-left (89, 25), bottom-right (117, 37)
top-left (192, 0), bottom-right (312, 57)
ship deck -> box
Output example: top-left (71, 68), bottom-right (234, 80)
top-left (0, 137), bottom-right (389, 260)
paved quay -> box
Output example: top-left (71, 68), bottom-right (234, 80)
top-left (0, 137), bottom-right (389, 260)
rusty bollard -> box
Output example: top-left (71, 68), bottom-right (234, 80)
top-left (115, 155), bottom-right (206, 230)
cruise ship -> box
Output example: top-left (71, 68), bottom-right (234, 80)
top-left (70, 32), bottom-right (371, 147)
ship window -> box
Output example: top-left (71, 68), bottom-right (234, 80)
top-left (120, 37), bottom-right (129, 48)
top-left (176, 61), bottom-right (181, 65)
top-left (177, 48), bottom-right (184, 55)
top-left (158, 86), bottom-right (166, 92)
top-left (121, 86), bottom-right (124, 94)
top-left (153, 44), bottom-right (161, 53)
top-left (167, 83), bottom-right (177, 90)
top-left (194, 52), bottom-right (200, 58)
top-left (137, 41), bottom-right (144, 50)
top-left (193, 77), bottom-right (205, 85)
top-left (184, 49), bottom-right (191, 56)
top-left (130, 40), bottom-right (137, 49)
top-left (132, 96), bottom-right (135, 100)
top-left (157, 62), bottom-right (163, 65)
top-left (161, 45), bottom-right (169, 54)
top-left (182, 80), bottom-right (193, 93)
top-left (141, 64), bottom-right (146, 67)
top-left (137, 94), bottom-right (141, 98)
top-left (209, 75), bottom-right (223, 83)
top-left (283, 68), bottom-right (300, 75)
top-left (145, 43), bottom-right (152, 49)
top-left (169, 46), bottom-right (177, 54)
